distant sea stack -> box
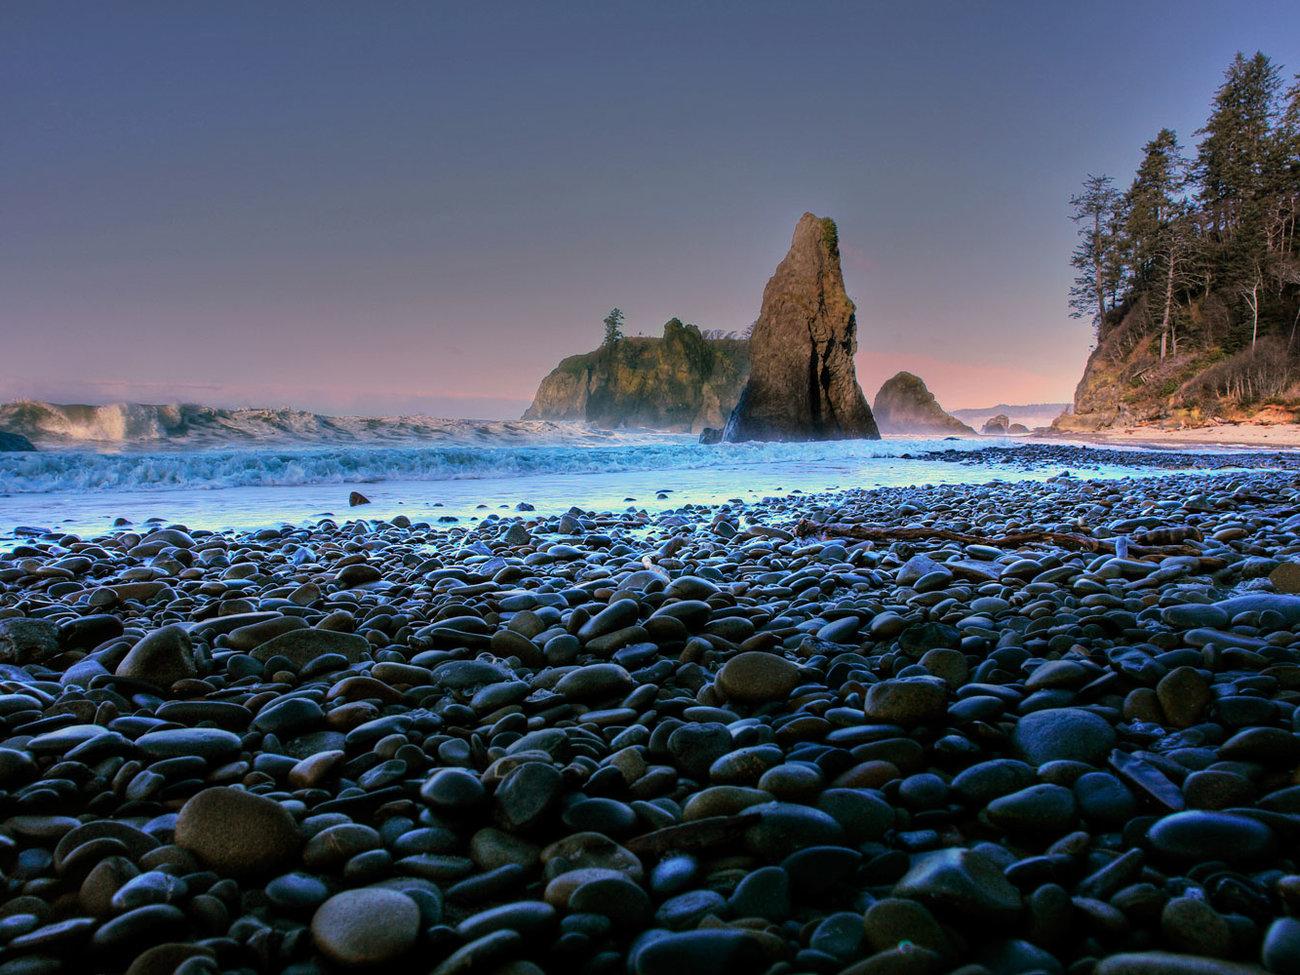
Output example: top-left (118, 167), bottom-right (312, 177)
top-left (982, 414), bottom-right (1011, 435)
top-left (722, 213), bottom-right (879, 442)
top-left (872, 372), bottom-right (974, 436)
top-left (523, 319), bottom-right (749, 433)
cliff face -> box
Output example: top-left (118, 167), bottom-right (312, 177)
top-left (723, 213), bottom-right (879, 442)
top-left (522, 320), bottom-right (750, 433)
top-left (872, 372), bottom-right (974, 435)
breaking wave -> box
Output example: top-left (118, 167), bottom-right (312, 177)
top-left (0, 438), bottom-right (987, 495)
top-left (0, 400), bottom-right (656, 449)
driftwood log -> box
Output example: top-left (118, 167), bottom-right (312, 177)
top-left (794, 520), bottom-right (1203, 559)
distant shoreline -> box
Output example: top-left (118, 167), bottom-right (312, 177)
top-left (1038, 421), bottom-right (1300, 451)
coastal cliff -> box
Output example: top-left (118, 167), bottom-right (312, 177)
top-left (522, 319), bottom-right (749, 433)
top-left (1054, 297), bottom-right (1300, 433)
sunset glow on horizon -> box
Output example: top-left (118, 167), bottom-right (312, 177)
top-left (5, 1), bottom-right (1299, 417)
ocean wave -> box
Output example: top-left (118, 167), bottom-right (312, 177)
top-left (0, 438), bottom-right (989, 495)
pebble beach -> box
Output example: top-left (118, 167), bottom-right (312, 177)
top-left (5, 445), bottom-right (1300, 975)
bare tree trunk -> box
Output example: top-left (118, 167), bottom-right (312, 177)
top-left (1160, 249), bottom-right (1176, 360)
top-left (1246, 279), bottom-right (1260, 350)
top-left (1093, 212), bottom-right (1106, 327)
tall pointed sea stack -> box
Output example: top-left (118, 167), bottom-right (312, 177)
top-left (722, 213), bottom-right (879, 442)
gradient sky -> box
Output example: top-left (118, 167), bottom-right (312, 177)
top-left (5, 2), bottom-right (1300, 418)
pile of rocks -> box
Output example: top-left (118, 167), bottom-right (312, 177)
top-left (4, 466), bottom-right (1300, 974)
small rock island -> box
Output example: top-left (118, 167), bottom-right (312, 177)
top-left (872, 372), bottom-right (974, 436)
top-left (523, 319), bottom-right (749, 434)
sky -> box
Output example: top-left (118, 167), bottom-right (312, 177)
top-left (4, 2), bottom-right (1300, 418)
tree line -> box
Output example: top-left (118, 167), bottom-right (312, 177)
top-left (1069, 52), bottom-right (1300, 381)
top-left (598, 308), bottom-right (745, 346)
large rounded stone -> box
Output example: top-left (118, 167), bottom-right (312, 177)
top-left (555, 663), bottom-right (634, 701)
top-left (251, 628), bottom-right (368, 666)
top-left (420, 768), bottom-right (487, 811)
top-left (1012, 708), bottom-right (1115, 767)
top-left (0, 618), bottom-right (59, 665)
top-left (496, 762), bottom-right (563, 831)
top-left (1263, 917), bottom-right (1300, 975)
top-left (1155, 667), bottom-right (1211, 729)
top-left (175, 786), bottom-right (301, 877)
top-left (124, 944), bottom-right (214, 975)
top-left (986, 784), bottom-right (1077, 834)
top-left (1096, 952), bottom-right (1273, 975)
top-left (892, 847), bottom-right (1022, 923)
top-left (863, 676), bottom-right (947, 725)
top-left (115, 625), bottom-right (196, 688)
top-left (716, 651), bottom-right (799, 703)
top-left (1146, 811), bottom-right (1276, 865)
top-left (137, 728), bottom-right (241, 760)
top-left (633, 929), bottom-right (768, 975)
top-left (311, 888), bottom-right (420, 967)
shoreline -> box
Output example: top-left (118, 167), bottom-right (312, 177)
top-left (2, 442), bottom-right (1293, 544)
top-left (1037, 420), bottom-right (1300, 450)
top-left (3, 464), bottom-right (1300, 972)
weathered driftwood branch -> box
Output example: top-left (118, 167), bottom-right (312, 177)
top-left (794, 520), bottom-right (1201, 559)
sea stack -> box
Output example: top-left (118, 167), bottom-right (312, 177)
top-left (722, 213), bottom-right (879, 442)
top-left (872, 372), bottom-right (975, 435)
top-left (982, 414), bottom-right (1011, 435)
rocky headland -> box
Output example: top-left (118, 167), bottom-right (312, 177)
top-left (523, 321), bottom-right (749, 434)
top-left (4, 446), bottom-right (1300, 973)
top-left (723, 214), bottom-right (879, 443)
top-left (1051, 51), bottom-right (1300, 438)
top-left (1053, 311), bottom-right (1300, 436)
top-left (871, 373), bottom-right (974, 436)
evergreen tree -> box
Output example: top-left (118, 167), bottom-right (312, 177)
top-left (1125, 130), bottom-right (1189, 357)
top-left (1126, 130), bottom-right (1187, 281)
top-left (1277, 75), bottom-right (1300, 346)
top-left (1270, 73), bottom-right (1300, 259)
top-left (602, 308), bottom-right (625, 347)
top-left (1195, 52), bottom-right (1283, 237)
top-left (1068, 174), bottom-right (1125, 329)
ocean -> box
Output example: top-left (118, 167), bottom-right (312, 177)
top-left (0, 429), bottom-right (1171, 542)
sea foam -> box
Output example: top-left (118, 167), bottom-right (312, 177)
top-left (0, 438), bottom-right (986, 495)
